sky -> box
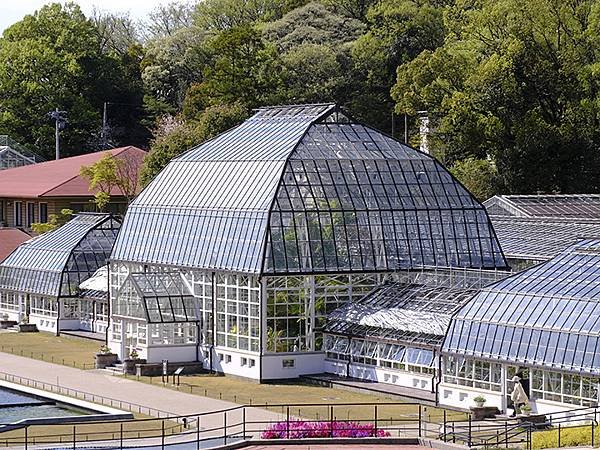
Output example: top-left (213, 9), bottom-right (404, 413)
top-left (0, 0), bottom-right (177, 33)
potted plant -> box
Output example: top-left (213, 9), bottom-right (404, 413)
top-left (520, 404), bottom-right (532, 416)
top-left (17, 315), bottom-right (38, 332)
top-left (0, 313), bottom-right (16, 329)
top-left (123, 348), bottom-right (146, 374)
top-left (95, 344), bottom-right (118, 369)
top-left (473, 395), bottom-right (487, 408)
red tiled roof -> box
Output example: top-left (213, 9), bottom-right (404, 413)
top-left (0, 228), bottom-right (30, 262)
top-left (0, 146), bottom-right (146, 198)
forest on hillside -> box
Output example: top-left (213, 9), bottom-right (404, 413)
top-left (1, 0), bottom-right (600, 199)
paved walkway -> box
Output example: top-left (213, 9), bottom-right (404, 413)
top-left (0, 352), bottom-right (281, 423)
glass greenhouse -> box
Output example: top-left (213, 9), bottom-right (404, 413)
top-left (109, 103), bottom-right (507, 380)
top-left (0, 135), bottom-right (44, 170)
top-left (440, 239), bottom-right (600, 413)
top-left (0, 213), bottom-right (121, 333)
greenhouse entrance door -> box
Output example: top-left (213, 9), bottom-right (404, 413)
top-left (506, 366), bottom-right (530, 414)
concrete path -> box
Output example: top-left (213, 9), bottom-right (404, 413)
top-left (0, 352), bottom-right (281, 424)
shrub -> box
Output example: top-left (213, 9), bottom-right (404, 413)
top-left (532, 424), bottom-right (598, 449)
top-left (261, 420), bottom-right (391, 439)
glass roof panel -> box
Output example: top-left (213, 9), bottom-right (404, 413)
top-left (325, 281), bottom-right (478, 347)
top-left (0, 214), bottom-right (120, 297)
top-left (112, 104), bottom-right (507, 274)
top-left (443, 239), bottom-right (600, 374)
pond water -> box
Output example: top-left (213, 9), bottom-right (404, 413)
top-left (0, 387), bottom-right (88, 424)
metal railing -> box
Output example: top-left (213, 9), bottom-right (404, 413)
top-left (0, 371), bottom-right (172, 418)
top-left (441, 405), bottom-right (600, 449)
top-left (0, 402), bottom-right (436, 449)
top-left (0, 345), bottom-right (95, 370)
top-left (2, 369), bottom-right (600, 450)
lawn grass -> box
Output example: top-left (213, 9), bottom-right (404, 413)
top-left (0, 331), bottom-right (99, 369)
top-left (132, 373), bottom-right (466, 424)
top-left (0, 331), bottom-right (465, 428)
top-left (0, 413), bottom-right (185, 447)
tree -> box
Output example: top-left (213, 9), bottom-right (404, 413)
top-left (0, 3), bottom-right (145, 158)
top-left (143, 1), bottom-right (196, 38)
top-left (392, 0), bottom-right (600, 193)
top-left (31, 209), bottom-right (73, 234)
top-left (193, 0), bottom-right (305, 31)
top-left (351, 0), bottom-right (448, 132)
top-left (140, 102), bottom-right (248, 186)
top-left (262, 2), bottom-right (364, 104)
top-left (91, 9), bottom-right (139, 56)
top-left (196, 24), bottom-right (282, 107)
top-left (450, 157), bottom-right (500, 201)
top-left (80, 153), bottom-right (141, 211)
top-left (142, 26), bottom-right (209, 116)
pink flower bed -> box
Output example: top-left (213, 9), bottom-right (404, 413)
top-left (260, 420), bottom-right (391, 439)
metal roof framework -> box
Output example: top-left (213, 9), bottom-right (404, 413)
top-left (443, 239), bottom-right (600, 375)
top-left (113, 271), bottom-right (200, 323)
top-left (112, 104), bottom-right (507, 275)
top-left (325, 281), bottom-right (478, 348)
top-left (0, 214), bottom-right (121, 297)
top-left (484, 195), bottom-right (600, 219)
top-left (490, 217), bottom-right (600, 261)
top-left (0, 136), bottom-right (45, 170)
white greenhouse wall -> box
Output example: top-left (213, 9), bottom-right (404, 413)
top-left (438, 382), bottom-right (503, 411)
top-left (261, 352), bottom-right (325, 379)
top-left (324, 360), bottom-right (434, 391)
top-left (29, 314), bottom-right (57, 333)
top-left (0, 310), bottom-right (20, 322)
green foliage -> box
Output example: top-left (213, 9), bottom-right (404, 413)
top-left (193, 0), bottom-right (306, 30)
top-left (140, 103), bottom-right (249, 186)
top-left (80, 153), bottom-right (140, 211)
top-left (0, 3), bottom-right (144, 158)
top-left (450, 157), bottom-right (500, 201)
top-left (31, 209), bottom-right (73, 234)
top-left (532, 424), bottom-right (599, 449)
top-left (393, 0), bottom-right (600, 193)
top-left (263, 2), bottom-right (365, 104)
top-left (198, 24), bottom-right (282, 107)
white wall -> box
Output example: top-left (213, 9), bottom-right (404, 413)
top-left (0, 309), bottom-right (20, 322)
top-left (261, 352), bottom-right (325, 380)
top-left (29, 314), bottom-right (56, 333)
top-left (324, 360), bottom-right (434, 392)
top-left (58, 318), bottom-right (81, 331)
top-left (439, 382), bottom-right (503, 411)
top-left (205, 346), bottom-right (261, 379)
top-left (146, 345), bottom-right (199, 363)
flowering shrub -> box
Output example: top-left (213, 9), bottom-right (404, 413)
top-left (261, 420), bottom-right (391, 439)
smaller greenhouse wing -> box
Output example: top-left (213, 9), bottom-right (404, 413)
top-left (325, 281), bottom-right (478, 347)
top-left (0, 214), bottom-right (121, 297)
top-left (443, 239), bottom-right (600, 375)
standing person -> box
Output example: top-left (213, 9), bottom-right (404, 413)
top-left (510, 376), bottom-right (529, 417)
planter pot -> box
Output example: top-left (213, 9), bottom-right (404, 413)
top-left (18, 323), bottom-right (38, 333)
top-left (123, 358), bottom-right (146, 375)
top-left (95, 352), bottom-right (118, 369)
top-left (0, 320), bottom-right (17, 329)
top-left (475, 401), bottom-right (486, 408)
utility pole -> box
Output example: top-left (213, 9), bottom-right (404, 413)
top-left (48, 108), bottom-right (67, 160)
top-left (404, 114), bottom-right (408, 144)
top-left (101, 102), bottom-right (108, 149)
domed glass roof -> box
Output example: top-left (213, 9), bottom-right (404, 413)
top-left (112, 104), bottom-right (507, 274)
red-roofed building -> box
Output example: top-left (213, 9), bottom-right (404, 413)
top-left (0, 228), bottom-right (30, 262)
top-left (0, 146), bottom-right (145, 229)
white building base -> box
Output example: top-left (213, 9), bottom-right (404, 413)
top-left (325, 359), bottom-right (435, 392)
top-left (29, 313), bottom-right (57, 333)
top-left (438, 382), bottom-right (503, 411)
